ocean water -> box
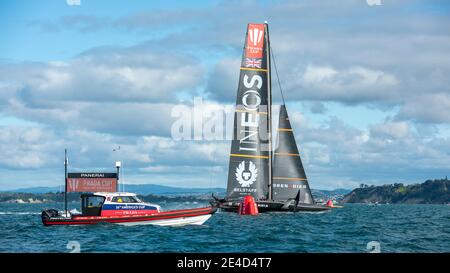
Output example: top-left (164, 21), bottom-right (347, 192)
top-left (0, 202), bottom-right (448, 253)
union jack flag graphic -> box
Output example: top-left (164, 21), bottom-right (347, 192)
top-left (244, 58), bottom-right (262, 68)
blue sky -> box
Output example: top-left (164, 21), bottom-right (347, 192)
top-left (1, 0), bottom-right (450, 190)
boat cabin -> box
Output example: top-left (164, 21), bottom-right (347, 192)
top-left (80, 192), bottom-right (161, 217)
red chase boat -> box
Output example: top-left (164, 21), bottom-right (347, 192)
top-left (42, 192), bottom-right (216, 226)
top-left (41, 151), bottom-right (216, 226)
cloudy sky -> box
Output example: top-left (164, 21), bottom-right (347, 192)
top-left (1, 0), bottom-right (450, 190)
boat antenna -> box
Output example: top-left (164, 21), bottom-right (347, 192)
top-left (122, 162), bottom-right (125, 192)
top-left (115, 161), bottom-right (121, 192)
top-left (208, 142), bottom-right (215, 195)
top-left (113, 146), bottom-right (124, 192)
top-left (64, 149), bottom-right (68, 216)
top-left (270, 47), bottom-right (286, 106)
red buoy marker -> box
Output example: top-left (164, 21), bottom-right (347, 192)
top-left (326, 200), bottom-right (334, 208)
top-left (238, 195), bottom-right (259, 215)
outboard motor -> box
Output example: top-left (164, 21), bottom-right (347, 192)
top-left (41, 209), bottom-right (59, 225)
top-left (238, 195), bottom-right (258, 215)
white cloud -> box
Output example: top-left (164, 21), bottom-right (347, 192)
top-left (370, 121), bottom-right (411, 139)
top-left (284, 65), bottom-right (399, 103)
top-left (206, 58), bottom-right (240, 102)
top-left (2, 0), bottom-right (450, 190)
top-left (0, 125), bottom-right (230, 188)
top-left (0, 47), bottom-right (204, 106)
top-left (0, 127), bottom-right (61, 168)
top-left (285, 110), bottom-right (450, 187)
top-left (301, 65), bottom-right (337, 84)
top-left (397, 93), bottom-right (450, 124)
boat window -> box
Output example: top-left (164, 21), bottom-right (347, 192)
top-left (123, 196), bottom-right (137, 203)
top-left (112, 196), bottom-right (124, 203)
top-left (86, 196), bottom-right (105, 208)
top-left (112, 196), bottom-right (138, 203)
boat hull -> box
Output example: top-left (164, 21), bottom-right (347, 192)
top-left (42, 206), bottom-right (217, 226)
top-left (116, 214), bottom-right (212, 226)
top-left (217, 200), bottom-right (331, 213)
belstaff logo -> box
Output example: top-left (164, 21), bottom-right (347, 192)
top-left (236, 161), bottom-right (258, 187)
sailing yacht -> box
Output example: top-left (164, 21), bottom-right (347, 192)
top-left (213, 22), bottom-right (331, 212)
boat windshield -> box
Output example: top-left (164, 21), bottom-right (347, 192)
top-left (112, 196), bottom-right (140, 203)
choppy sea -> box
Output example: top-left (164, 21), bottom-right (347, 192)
top-left (0, 202), bottom-right (448, 253)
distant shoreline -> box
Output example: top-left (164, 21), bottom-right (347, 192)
top-left (2, 179), bottom-right (448, 204)
top-left (0, 192), bottom-right (212, 204)
top-left (0, 188), bottom-right (349, 204)
top-left (342, 179), bottom-right (450, 204)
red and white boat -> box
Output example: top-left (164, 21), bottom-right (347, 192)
top-left (41, 192), bottom-right (217, 226)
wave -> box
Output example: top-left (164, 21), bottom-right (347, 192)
top-left (0, 212), bottom-right (40, 215)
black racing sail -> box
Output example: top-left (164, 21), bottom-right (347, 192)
top-left (225, 22), bottom-right (317, 207)
top-left (272, 105), bottom-right (314, 204)
top-left (226, 23), bottom-right (272, 200)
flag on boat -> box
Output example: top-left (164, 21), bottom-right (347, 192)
top-left (245, 58), bottom-right (262, 68)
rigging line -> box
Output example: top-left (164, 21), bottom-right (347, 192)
top-left (270, 46), bottom-right (286, 106)
top-left (208, 141), bottom-right (215, 193)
